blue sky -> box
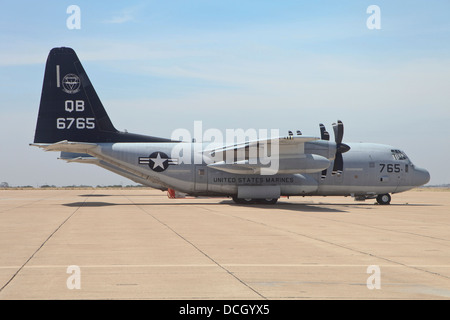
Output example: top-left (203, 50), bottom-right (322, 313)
top-left (0, 0), bottom-right (449, 186)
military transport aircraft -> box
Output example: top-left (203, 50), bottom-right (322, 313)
top-left (31, 47), bottom-right (430, 205)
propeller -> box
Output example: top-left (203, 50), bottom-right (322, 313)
top-left (319, 121), bottom-right (350, 178)
top-left (319, 123), bottom-right (330, 141)
top-left (331, 120), bottom-right (350, 175)
top-left (319, 123), bottom-right (330, 179)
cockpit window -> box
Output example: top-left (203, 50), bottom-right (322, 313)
top-left (391, 149), bottom-right (408, 161)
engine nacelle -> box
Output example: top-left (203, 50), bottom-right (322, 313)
top-left (304, 140), bottom-right (337, 161)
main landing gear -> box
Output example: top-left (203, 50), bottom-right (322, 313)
top-left (232, 196), bottom-right (278, 205)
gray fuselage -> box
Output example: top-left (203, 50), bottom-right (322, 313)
top-left (85, 141), bottom-right (430, 199)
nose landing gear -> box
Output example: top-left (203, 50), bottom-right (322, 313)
top-left (376, 193), bottom-right (391, 205)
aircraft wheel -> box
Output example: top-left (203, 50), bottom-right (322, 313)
top-left (376, 194), bottom-right (391, 205)
top-left (231, 196), bottom-right (241, 204)
top-left (260, 198), bottom-right (278, 204)
top-left (232, 196), bottom-right (253, 204)
top-left (232, 197), bottom-right (278, 205)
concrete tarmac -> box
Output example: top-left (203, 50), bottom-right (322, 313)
top-left (0, 188), bottom-right (449, 300)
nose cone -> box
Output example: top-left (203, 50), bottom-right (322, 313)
top-left (413, 167), bottom-right (430, 187)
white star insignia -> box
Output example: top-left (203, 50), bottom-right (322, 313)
top-left (150, 152), bottom-right (167, 169)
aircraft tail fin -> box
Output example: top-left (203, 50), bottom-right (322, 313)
top-left (34, 47), bottom-right (172, 144)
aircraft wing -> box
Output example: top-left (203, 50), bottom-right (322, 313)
top-left (204, 135), bottom-right (331, 175)
top-left (203, 135), bottom-right (320, 156)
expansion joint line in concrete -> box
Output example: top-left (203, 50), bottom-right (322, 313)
top-left (227, 213), bottom-right (450, 282)
top-left (125, 197), bottom-right (267, 300)
top-left (0, 195), bottom-right (91, 293)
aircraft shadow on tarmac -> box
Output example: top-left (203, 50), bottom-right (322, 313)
top-left (63, 199), bottom-right (439, 213)
top-left (64, 201), bottom-right (346, 213)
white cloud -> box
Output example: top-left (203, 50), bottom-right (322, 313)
top-left (103, 13), bottom-right (134, 24)
top-left (102, 5), bottom-right (143, 24)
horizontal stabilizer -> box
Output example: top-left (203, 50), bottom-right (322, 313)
top-left (30, 140), bottom-right (97, 153)
top-left (59, 152), bottom-right (99, 164)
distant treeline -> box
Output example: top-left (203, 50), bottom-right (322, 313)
top-left (422, 184), bottom-right (450, 188)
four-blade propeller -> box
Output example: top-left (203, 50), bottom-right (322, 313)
top-left (319, 120), bottom-right (351, 178)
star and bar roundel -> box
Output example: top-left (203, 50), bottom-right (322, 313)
top-left (139, 152), bottom-right (178, 172)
